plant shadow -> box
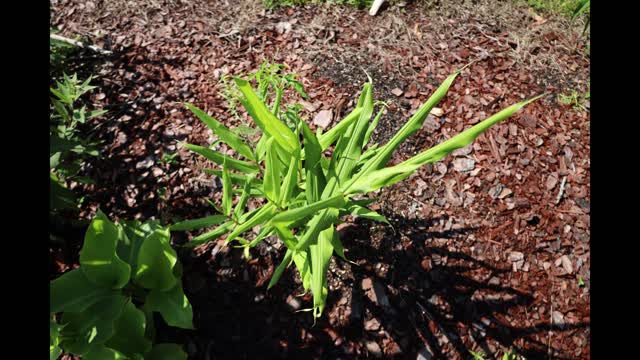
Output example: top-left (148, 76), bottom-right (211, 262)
top-left (159, 213), bottom-right (588, 360)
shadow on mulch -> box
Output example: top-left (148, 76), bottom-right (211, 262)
top-left (56, 47), bottom-right (215, 223)
top-left (154, 215), bottom-right (588, 360)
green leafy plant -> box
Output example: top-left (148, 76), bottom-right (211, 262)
top-left (50, 211), bottom-right (193, 359)
top-left (50, 28), bottom-right (78, 77)
top-left (557, 89), bottom-right (589, 111)
top-left (572, 0), bottom-right (590, 34)
top-left (160, 152), bottom-right (180, 166)
top-left (469, 349), bottom-right (487, 360)
top-left (50, 73), bottom-right (105, 213)
top-left (173, 64), bottom-right (542, 320)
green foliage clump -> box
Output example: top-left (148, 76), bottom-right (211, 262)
top-left (50, 211), bottom-right (193, 359)
top-left (173, 62), bottom-right (542, 320)
top-left (50, 73), bottom-right (105, 214)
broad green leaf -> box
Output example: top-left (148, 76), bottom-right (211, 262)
top-left (263, 138), bottom-right (281, 203)
top-left (83, 346), bottom-right (128, 360)
top-left (80, 211), bottom-right (131, 289)
top-left (183, 143), bottom-right (259, 174)
top-left (50, 174), bottom-right (77, 211)
top-left (50, 318), bottom-right (62, 360)
top-left (349, 205), bottom-right (389, 224)
top-left (184, 103), bottom-right (255, 160)
top-left (267, 248), bottom-right (293, 289)
top-left (222, 160), bottom-right (233, 216)
top-left (50, 344), bottom-right (62, 360)
top-left (117, 220), bottom-right (164, 273)
top-left (234, 77), bottom-right (299, 153)
top-left (59, 295), bottom-right (127, 355)
top-left (309, 225), bottom-right (335, 319)
top-left (271, 194), bottom-right (346, 225)
top-left (146, 344), bottom-right (188, 360)
top-left (292, 249), bottom-right (311, 291)
top-left (105, 301), bottom-right (152, 356)
top-left (169, 215), bottom-right (227, 231)
top-left (301, 121), bottom-right (325, 203)
top-left (146, 282), bottom-right (194, 329)
top-left (50, 269), bottom-right (115, 313)
top-left (134, 228), bottom-right (177, 291)
top-left (279, 153), bottom-right (299, 207)
top-left (187, 221), bottom-right (234, 247)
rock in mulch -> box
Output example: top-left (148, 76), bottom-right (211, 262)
top-left (365, 317), bottom-right (381, 331)
top-left (313, 109), bottom-right (333, 129)
top-left (366, 341), bottom-right (383, 358)
top-left (452, 158), bottom-right (475, 172)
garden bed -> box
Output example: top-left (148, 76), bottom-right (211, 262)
top-left (50, 0), bottom-right (590, 358)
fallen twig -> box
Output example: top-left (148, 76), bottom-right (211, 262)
top-left (555, 176), bottom-right (567, 205)
top-left (50, 33), bottom-right (112, 55)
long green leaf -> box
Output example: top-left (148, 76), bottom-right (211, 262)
top-left (292, 249), bottom-right (311, 291)
top-left (234, 78), bottom-right (299, 153)
top-left (301, 121), bottom-right (326, 202)
top-left (267, 248), bottom-right (293, 289)
top-left (344, 71), bottom-right (460, 191)
top-left (271, 194), bottom-right (346, 225)
top-left (234, 175), bottom-right (255, 219)
top-left (183, 143), bottom-right (259, 174)
top-left (222, 160), bottom-right (233, 216)
top-left (169, 215), bottom-right (226, 231)
top-left (335, 82), bottom-right (374, 183)
top-left (309, 225), bottom-right (334, 319)
top-left (188, 221), bottom-right (234, 246)
top-left (263, 138), bottom-right (281, 203)
top-left (227, 203), bottom-right (276, 242)
top-left (347, 95), bottom-right (544, 194)
top-left (184, 103), bottom-right (255, 160)
top-left (279, 153), bottom-right (299, 206)
top-left (318, 107), bottom-right (363, 150)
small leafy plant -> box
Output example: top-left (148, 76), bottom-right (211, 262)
top-left (50, 211), bottom-right (193, 359)
top-left (174, 64), bottom-right (541, 320)
top-left (50, 74), bottom-right (105, 213)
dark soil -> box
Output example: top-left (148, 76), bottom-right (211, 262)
top-left (50, 0), bottom-right (590, 358)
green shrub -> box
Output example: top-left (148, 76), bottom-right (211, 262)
top-left (174, 65), bottom-right (542, 320)
top-left (50, 211), bottom-right (193, 359)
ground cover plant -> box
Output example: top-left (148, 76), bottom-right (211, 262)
top-left (173, 63), bottom-right (542, 320)
top-left (50, 212), bottom-right (193, 359)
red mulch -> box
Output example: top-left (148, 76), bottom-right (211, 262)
top-left (50, 0), bottom-right (590, 358)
